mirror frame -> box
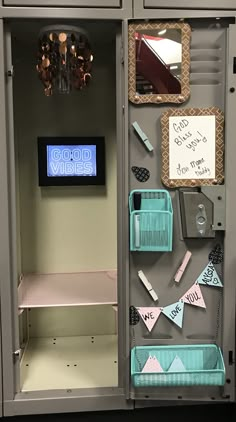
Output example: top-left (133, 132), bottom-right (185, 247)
top-left (161, 107), bottom-right (224, 188)
top-left (128, 22), bottom-right (191, 105)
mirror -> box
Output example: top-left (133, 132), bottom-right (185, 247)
top-left (128, 22), bottom-right (191, 104)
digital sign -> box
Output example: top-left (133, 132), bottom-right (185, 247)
top-left (38, 137), bottom-right (105, 186)
top-left (47, 145), bottom-right (97, 177)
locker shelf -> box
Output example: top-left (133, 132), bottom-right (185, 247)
top-left (18, 270), bottom-right (117, 309)
top-left (21, 335), bottom-right (118, 391)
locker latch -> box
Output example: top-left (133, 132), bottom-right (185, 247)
top-left (7, 66), bottom-right (14, 78)
top-left (13, 349), bottom-right (22, 359)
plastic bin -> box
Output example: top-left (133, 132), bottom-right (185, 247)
top-left (131, 344), bottom-right (225, 387)
top-left (129, 190), bottom-right (173, 251)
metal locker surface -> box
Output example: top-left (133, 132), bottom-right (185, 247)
top-left (127, 16), bottom-right (236, 403)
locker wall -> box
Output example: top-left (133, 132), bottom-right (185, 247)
top-left (12, 22), bottom-right (117, 274)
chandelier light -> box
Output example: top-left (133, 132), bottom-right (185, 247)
top-left (36, 25), bottom-right (93, 96)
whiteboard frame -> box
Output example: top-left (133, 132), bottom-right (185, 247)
top-left (161, 107), bottom-right (224, 188)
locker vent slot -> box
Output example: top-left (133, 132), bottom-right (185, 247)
top-left (190, 40), bottom-right (223, 86)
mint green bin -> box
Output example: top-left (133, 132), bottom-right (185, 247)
top-left (129, 190), bottom-right (173, 252)
top-left (131, 345), bottom-right (225, 387)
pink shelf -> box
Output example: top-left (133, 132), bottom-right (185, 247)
top-left (18, 270), bottom-right (117, 309)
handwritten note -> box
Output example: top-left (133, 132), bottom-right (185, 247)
top-left (162, 301), bottom-right (184, 328)
top-left (137, 307), bottom-right (162, 332)
top-left (169, 115), bottom-right (216, 180)
top-left (197, 261), bottom-right (223, 288)
top-left (180, 282), bottom-right (206, 308)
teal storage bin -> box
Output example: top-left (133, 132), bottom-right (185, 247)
top-left (129, 190), bottom-right (173, 252)
top-left (131, 344), bottom-right (225, 387)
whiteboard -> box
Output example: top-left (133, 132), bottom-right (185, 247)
top-left (169, 115), bottom-right (216, 180)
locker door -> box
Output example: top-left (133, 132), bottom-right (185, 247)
top-left (143, 0), bottom-right (236, 9)
top-left (126, 13), bottom-right (236, 403)
top-left (3, 0), bottom-right (121, 7)
top-left (0, 1), bottom-right (132, 20)
top-left (134, 0), bottom-right (236, 18)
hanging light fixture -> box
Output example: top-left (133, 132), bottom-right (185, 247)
top-left (36, 25), bottom-right (93, 96)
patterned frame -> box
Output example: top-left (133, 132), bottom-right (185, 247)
top-left (128, 22), bottom-right (191, 105)
top-left (161, 107), bottom-right (224, 188)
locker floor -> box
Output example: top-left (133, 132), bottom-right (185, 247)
top-left (21, 335), bottom-right (118, 391)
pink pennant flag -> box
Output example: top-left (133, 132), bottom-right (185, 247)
top-left (137, 307), bottom-right (162, 332)
top-left (180, 282), bottom-right (206, 308)
top-left (141, 356), bottom-right (163, 373)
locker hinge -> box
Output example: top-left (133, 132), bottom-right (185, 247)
top-left (7, 66), bottom-right (14, 78)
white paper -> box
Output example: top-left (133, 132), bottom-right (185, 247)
top-left (169, 115), bottom-right (216, 180)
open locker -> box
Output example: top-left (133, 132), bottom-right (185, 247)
top-left (12, 20), bottom-right (119, 392)
top-left (127, 11), bottom-right (236, 404)
top-left (0, 13), bottom-right (130, 415)
top-left (0, 1), bottom-right (236, 418)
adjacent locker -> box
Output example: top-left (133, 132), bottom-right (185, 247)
top-left (134, 0), bottom-right (236, 14)
top-left (3, 0), bottom-right (121, 7)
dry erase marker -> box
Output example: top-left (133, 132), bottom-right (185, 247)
top-left (133, 192), bottom-right (142, 249)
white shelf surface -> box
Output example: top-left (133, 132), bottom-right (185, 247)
top-left (18, 270), bottom-right (117, 309)
top-left (21, 334), bottom-right (118, 391)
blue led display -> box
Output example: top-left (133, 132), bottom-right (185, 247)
top-left (47, 145), bottom-right (97, 177)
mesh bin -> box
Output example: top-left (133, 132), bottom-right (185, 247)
top-left (131, 344), bottom-right (225, 387)
top-left (129, 190), bottom-right (173, 251)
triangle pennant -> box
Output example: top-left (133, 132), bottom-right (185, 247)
top-left (137, 307), bottom-right (162, 332)
top-left (161, 301), bottom-right (184, 328)
top-left (141, 356), bottom-right (163, 373)
top-left (168, 355), bottom-right (186, 372)
top-left (180, 282), bottom-right (206, 308)
top-left (197, 261), bottom-right (223, 288)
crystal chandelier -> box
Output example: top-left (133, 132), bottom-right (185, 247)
top-left (36, 25), bottom-right (93, 96)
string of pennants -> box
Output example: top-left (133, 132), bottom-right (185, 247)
top-left (137, 260), bottom-right (223, 332)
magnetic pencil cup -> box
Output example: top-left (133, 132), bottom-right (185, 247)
top-left (131, 344), bottom-right (225, 387)
top-left (129, 189), bottom-right (173, 252)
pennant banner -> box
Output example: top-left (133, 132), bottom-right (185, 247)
top-left (162, 301), bottom-right (184, 328)
top-left (180, 282), bottom-right (206, 308)
top-left (137, 307), bottom-right (162, 332)
top-left (142, 356), bottom-right (163, 373)
top-left (168, 355), bottom-right (186, 372)
top-left (197, 261), bottom-right (223, 288)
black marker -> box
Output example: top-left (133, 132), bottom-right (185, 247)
top-left (133, 192), bottom-right (141, 248)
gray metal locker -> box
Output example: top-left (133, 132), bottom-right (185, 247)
top-left (0, 2), bottom-right (132, 415)
top-left (0, 0), bottom-right (235, 418)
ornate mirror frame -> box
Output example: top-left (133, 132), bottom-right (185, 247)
top-left (128, 22), bottom-right (191, 105)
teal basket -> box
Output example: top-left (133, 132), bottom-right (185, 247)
top-left (131, 344), bottom-right (225, 387)
top-left (129, 190), bottom-right (173, 252)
